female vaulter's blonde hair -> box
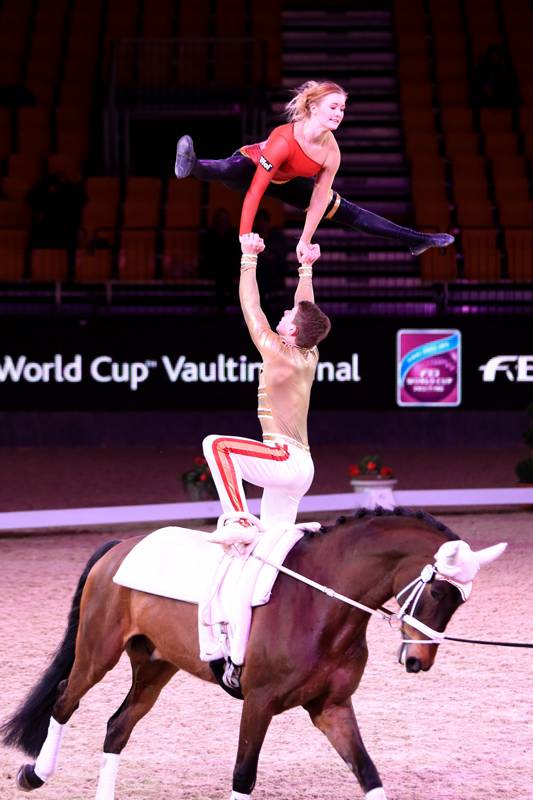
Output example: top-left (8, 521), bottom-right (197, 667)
top-left (285, 80), bottom-right (348, 122)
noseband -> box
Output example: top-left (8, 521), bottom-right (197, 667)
top-left (395, 564), bottom-right (471, 645)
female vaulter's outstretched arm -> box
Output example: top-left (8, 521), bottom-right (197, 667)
top-left (174, 80), bottom-right (454, 261)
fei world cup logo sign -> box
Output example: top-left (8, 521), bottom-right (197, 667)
top-left (397, 329), bottom-right (462, 407)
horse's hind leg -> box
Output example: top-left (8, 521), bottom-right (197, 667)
top-left (305, 696), bottom-right (387, 800)
top-left (94, 638), bottom-right (177, 800)
top-left (17, 610), bottom-right (125, 792)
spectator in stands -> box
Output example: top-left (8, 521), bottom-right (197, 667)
top-left (254, 209), bottom-right (288, 315)
top-left (472, 44), bottom-right (520, 108)
top-left (200, 207), bottom-right (241, 310)
top-left (27, 172), bottom-right (85, 265)
top-left (175, 80), bottom-right (454, 263)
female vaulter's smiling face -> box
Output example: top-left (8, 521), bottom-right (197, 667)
top-left (311, 93), bottom-right (346, 130)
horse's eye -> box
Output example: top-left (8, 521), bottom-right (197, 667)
top-left (430, 585), bottom-right (445, 600)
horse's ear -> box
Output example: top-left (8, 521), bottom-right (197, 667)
top-left (474, 542), bottom-right (508, 565)
top-left (436, 540), bottom-right (462, 566)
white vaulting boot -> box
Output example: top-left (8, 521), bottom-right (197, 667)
top-left (230, 792), bottom-right (251, 799)
top-left (207, 512), bottom-right (263, 548)
top-left (222, 659), bottom-right (243, 690)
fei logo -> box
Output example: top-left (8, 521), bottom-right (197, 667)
top-left (397, 329), bottom-right (461, 407)
top-left (479, 355), bottom-right (533, 382)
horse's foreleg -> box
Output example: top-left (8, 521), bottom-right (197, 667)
top-left (94, 655), bottom-right (177, 800)
top-left (305, 696), bottom-right (387, 799)
top-left (230, 695), bottom-right (274, 799)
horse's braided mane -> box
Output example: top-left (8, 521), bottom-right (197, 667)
top-left (304, 506), bottom-right (458, 540)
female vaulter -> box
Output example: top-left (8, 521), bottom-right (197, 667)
top-left (174, 80), bottom-right (454, 263)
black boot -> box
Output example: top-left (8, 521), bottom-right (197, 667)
top-left (174, 135), bottom-right (197, 179)
top-left (334, 197), bottom-right (454, 255)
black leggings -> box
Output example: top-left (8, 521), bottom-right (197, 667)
top-left (192, 151), bottom-right (433, 250)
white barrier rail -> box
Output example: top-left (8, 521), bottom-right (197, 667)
top-left (0, 487), bottom-right (532, 532)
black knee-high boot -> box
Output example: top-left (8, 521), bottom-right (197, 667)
top-left (332, 197), bottom-right (453, 255)
top-left (192, 152), bottom-right (255, 191)
top-left (175, 135), bottom-right (255, 189)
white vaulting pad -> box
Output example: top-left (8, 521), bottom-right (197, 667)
top-left (112, 523), bottom-right (308, 608)
top-left (113, 526), bottom-right (224, 602)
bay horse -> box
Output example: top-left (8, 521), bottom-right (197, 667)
top-left (1, 508), bottom-right (506, 800)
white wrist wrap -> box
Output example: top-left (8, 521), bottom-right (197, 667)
top-left (241, 254), bottom-right (258, 272)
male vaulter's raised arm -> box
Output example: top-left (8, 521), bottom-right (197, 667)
top-left (294, 242), bottom-right (320, 305)
top-left (239, 232), bottom-right (273, 354)
top-left (239, 234), bottom-right (321, 354)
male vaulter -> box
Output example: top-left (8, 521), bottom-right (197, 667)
top-left (203, 232), bottom-right (331, 546)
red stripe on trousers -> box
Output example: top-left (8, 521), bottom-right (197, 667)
top-left (211, 436), bottom-right (289, 512)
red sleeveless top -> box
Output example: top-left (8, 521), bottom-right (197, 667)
top-left (239, 123), bottom-right (323, 235)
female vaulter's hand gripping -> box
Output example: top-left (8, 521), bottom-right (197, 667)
top-left (240, 232), bottom-right (265, 256)
top-left (298, 242), bottom-right (320, 267)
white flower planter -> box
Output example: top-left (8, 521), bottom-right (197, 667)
top-left (350, 479), bottom-right (398, 510)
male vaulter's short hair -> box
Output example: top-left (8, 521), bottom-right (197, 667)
top-left (295, 301), bottom-right (331, 349)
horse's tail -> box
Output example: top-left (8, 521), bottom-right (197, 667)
top-left (1, 538), bottom-right (121, 757)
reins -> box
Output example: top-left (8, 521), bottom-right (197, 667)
top-left (439, 635), bottom-right (533, 648)
top-left (253, 553), bottom-right (391, 621)
top-left (252, 553), bottom-right (533, 650)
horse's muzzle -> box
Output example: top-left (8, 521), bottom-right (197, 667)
top-left (405, 656), bottom-right (423, 673)
top-left (398, 641), bottom-right (434, 672)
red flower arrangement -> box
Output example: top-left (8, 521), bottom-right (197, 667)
top-left (182, 456), bottom-right (217, 496)
top-left (348, 454), bottom-right (395, 481)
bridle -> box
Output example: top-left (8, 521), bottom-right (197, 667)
top-left (394, 563), bottom-right (470, 645)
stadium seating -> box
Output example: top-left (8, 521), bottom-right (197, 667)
top-left (0, 229), bottom-right (28, 281)
top-left (505, 228), bottom-right (533, 281)
top-left (462, 229), bottom-right (501, 281)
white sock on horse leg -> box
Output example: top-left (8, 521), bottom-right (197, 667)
top-left (34, 717), bottom-right (67, 782)
top-left (95, 752), bottom-right (121, 800)
top-left (365, 788), bottom-right (388, 800)
top-left (230, 792), bottom-right (251, 799)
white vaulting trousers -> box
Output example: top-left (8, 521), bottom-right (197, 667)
top-left (202, 434), bottom-right (314, 527)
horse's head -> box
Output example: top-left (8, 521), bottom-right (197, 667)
top-left (394, 539), bottom-right (507, 673)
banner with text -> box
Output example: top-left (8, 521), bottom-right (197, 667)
top-left (0, 318), bottom-right (530, 411)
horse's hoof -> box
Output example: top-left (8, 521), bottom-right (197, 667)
top-left (16, 764), bottom-right (44, 792)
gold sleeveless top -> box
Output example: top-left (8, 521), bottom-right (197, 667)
top-left (253, 328), bottom-right (317, 449)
